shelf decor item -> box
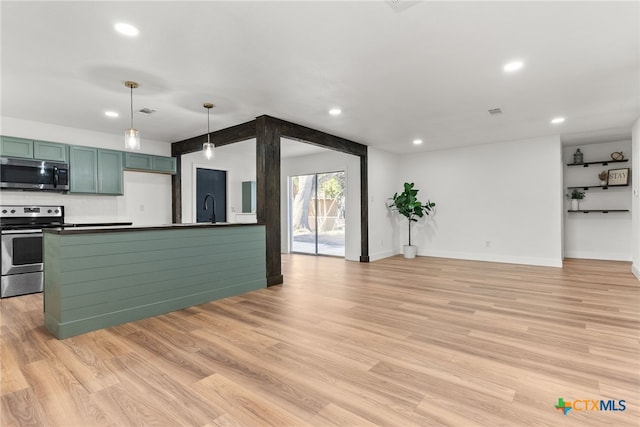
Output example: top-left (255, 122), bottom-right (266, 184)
top-left (610, 151), bottom-right (624, 161)
top-left (598, 171), bottom-right (608, 186)
top-left (567, 189), bottom-right (585, 211)
top-left (388, 182), bottom-right (435, 259)
top-left (573, 148), bottom-right (584, 164)
top-left (607, 168), bottom-right (630, 186)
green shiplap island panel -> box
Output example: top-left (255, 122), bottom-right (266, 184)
top-left (43, 225), bottom-right (266, 339)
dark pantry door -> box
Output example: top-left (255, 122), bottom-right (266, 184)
top-left (196, 168), bottom-right (227, 223)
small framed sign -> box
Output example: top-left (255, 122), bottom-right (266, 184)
top-left (607, 168), bottom-right (630, 186)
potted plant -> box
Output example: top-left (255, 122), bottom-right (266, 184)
top-left (598, 171), bottom-right (608, 186)
top-left (389, 182), bottom-right (436, 258)
top-left (567, 189), bottom-right (585, 211)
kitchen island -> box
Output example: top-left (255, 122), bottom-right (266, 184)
top-left (43, 223), bottom-right (266, 339)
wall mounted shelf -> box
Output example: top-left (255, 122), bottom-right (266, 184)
top-left (567, 210), bottom-right (629, 213)
top-left (566, 159), bottom-right (628, 167)
top-left (566, 185), bottom-right (629, 190)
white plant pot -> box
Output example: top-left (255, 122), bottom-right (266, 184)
top-left (571, 199), bottom-right (580, 211)
top-left (403, 245), bottom-right (417, 259)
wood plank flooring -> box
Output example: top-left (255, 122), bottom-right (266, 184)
top-left (1, 255), bottom-right (639, 426)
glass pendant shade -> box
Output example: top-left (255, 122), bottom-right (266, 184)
top-left (125, 128), bottom-right (140, 150)
top-left (203, 103), bottom-right (215, 160)
top-left (124, 81), bottom-right (140, 150)
top-left (203, 141), bottom-right (214, 160)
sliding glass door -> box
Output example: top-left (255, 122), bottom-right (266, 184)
top-left (290, 171), bottom-right (345, 257)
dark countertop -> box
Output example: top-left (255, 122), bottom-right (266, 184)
top-left (65, 222), bottom-right (133, 228)
top-left (43, 222), bottom-right (264, 235)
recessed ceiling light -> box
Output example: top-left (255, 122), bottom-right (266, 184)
top-left (329, 108), bottom-right (342, 116)
top-left (413, 139), bottom-right (423, 145)
top-left (551, 117), bottom-right (565, 124)
top-left (503, 61), bottom-right (524, 72)
top-left (114, 23), bottom-right (139, 37)
top-left (105, 111), bottom-right (119, 118)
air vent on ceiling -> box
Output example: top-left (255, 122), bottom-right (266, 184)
top-left (488, 108), bottom-right (503, 116)
top-left (386, 0), bottom-right (421, 13)
top-left (137, 107), bottom-right (156, 115)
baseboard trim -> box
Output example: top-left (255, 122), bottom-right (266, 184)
top-left (368, 249), bottom-right (401, 262)
top-left (420, 250), bottom-right (562, 268)
top-left (563, 251), bottom-right (632, 262)
top-left (632, 264), bottom-right (640, 281)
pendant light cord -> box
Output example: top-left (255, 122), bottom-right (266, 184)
top-left (207, 108), bottom-right (211, 144)
top-left (130, 85), bottom-right (134, 128)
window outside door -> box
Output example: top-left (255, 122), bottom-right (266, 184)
top-left (290, 171), bottom-right (345, 257)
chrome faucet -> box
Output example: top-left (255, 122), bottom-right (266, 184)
top-left (203, 193), bottom-right (217, 223)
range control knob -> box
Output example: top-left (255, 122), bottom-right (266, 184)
top-left (1, 209), bottom-right (6, 214)
top-left (10, 209), bottom-right (15, 214)
top-left (54, 209), bottom-right (59, 213)
top-left (48, 209), bottom-right (53, 214)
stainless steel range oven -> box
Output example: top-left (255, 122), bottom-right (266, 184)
top-left (0, 205), bottom-right (64, 298)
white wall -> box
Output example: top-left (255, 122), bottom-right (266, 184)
top-left (396, 135), bottom-right (563, 267)
top-left (180, 140), bottom-right (256, 223)
top-left (632, 118), bottom-right (640, 280)
top-left (0, 117), bottom-right (173, 225)
top-left (367, 147), bottom-right (401, 261)
top-left (563, 140), bottom-right (633, 261)
top-left (281, 148), bottom-right (361, 261)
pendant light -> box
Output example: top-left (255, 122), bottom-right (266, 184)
top-left (124, 81), bottom-right (141, 150)
top-left (203, 103), bottom-right (215, 160)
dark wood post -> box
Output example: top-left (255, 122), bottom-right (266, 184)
top-left (360, 152), bottom-right (369, 262)
top-left (255, 116), bottom-right (283, 286)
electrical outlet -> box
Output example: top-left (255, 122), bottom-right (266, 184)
top-left (231, 207), bottom-right (236, 212)
top-left (139, 204), bottom-right (145, 212)
top-left (485, 241), bottom-right (491, 248)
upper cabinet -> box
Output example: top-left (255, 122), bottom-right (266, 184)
top-left (33, 140), bottom-right (69, 162)
top-left (0, 136), bottom-right (68, 161)
top-left (69, 146), bottom-right (123, 195)
top-left (0, 136), bottom-right (34, 158)
top-left (97, 150), bottom-right (124, 195)
top-left (123, 153), bottom-right (176, 174)
top-left (242, 181), bottom-right (257, 213)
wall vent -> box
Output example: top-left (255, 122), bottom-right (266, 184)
top-left (488, 108), bottom-right (503, 116)
top-left (137, 107), bottom-right (156, 115)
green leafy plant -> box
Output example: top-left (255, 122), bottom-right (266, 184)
top-left (389, 182), bottom-right (436, 246)
top-left (567, 189), bottom-right (586, 200)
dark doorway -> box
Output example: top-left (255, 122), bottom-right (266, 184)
top-left (196, 168), bottom-right (227, 223)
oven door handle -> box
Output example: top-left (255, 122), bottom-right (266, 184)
top-left (1, 229), bottom-right (44, 235)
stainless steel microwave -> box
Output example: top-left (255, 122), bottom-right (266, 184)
top-left (0, 157), bottom-right (69, 191)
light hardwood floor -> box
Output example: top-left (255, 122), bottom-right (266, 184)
top-left (1, 255), bottom-right (639, 426)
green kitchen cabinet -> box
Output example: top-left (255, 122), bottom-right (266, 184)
top-left (0, 136), bottom-right (34, 158)
top-left (151, 156), bottom-right (176, 174)
top-left (69, 146), bottom-right (98, 193)
top-left (97, 149), bottom-right (124, 194)
top-left (124, 152), bottom-right (176, 174)
top-left (1, 136), bottom-right (68, 161)
top-left (69, 146), bottom-right (123, 195)
top-left (33, 140), bottom-right (68, 162)
top-left (123, 152), bottom-right (153, 171)
top-left (242, 181), bottom-right (256, 213)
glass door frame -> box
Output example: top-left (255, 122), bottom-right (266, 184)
top-left (289, 170), bottom-right (345, 257)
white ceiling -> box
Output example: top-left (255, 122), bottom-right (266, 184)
top-left (1, 1), bottom-right (638, 154)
